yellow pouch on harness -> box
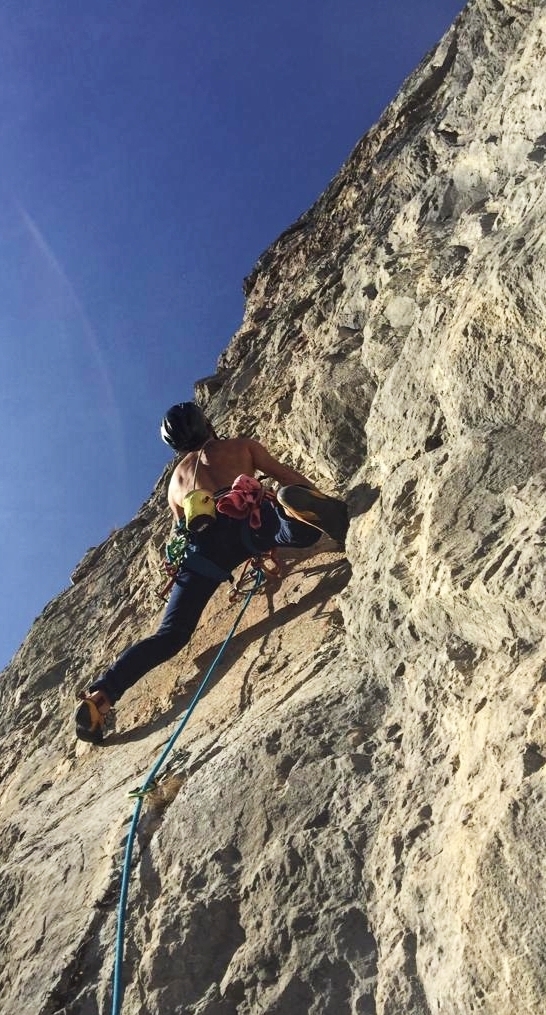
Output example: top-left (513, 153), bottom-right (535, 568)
top-left (183, 489), bottom-right (216, 533)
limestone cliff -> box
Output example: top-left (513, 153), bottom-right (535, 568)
top-left (2, 2), bottom-right (546, 1013)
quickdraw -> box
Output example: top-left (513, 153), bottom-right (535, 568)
top-left (156, 526), bottom-right (191, 601)
top-left (165, 532), bottom-right (189, 566)
top-left (228, 550), bottom-right (282, 602)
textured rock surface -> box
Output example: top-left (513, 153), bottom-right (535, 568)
top-left (2, 1), bottom-right (546, 1012)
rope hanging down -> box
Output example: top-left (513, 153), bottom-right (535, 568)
top-left (111, 565), bottom-right (266, 1015)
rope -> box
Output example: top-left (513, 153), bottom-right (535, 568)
top-left (111, 566), bottom-right (265, 1015)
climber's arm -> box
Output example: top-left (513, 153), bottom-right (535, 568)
top-left (247, 439), bottom-right (316, 489)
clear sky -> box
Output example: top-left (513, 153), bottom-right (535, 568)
top-left (0, 0), bottom-right (464, 670)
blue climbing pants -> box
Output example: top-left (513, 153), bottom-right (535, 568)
top-left (89, 501), bottom-right (320, 703)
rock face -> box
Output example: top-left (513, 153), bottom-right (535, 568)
top-left (2, 2), bottom-right (546, 1013)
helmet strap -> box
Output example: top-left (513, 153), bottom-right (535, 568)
top-left (191, 438), bottom-right (213, 490)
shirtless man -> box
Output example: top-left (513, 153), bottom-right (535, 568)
top-left (168, 435), bottom-right (317, 522)
top-left (75, 402), bottom-right (349, 743)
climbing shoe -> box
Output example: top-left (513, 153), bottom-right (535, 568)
top-left (277, 485), bottom-right (349, 545)
top-left (75, 690), bottom-right (113, 745)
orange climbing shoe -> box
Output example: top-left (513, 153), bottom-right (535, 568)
top-left (75, 690), bottom-right (113, 744)
top-left (277, 485), bottom-right (350, 545)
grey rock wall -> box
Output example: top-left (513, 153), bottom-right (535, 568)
top-left (2, 2), bottom-right (546, 1013)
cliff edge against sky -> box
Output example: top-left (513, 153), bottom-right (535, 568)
top-left (2, 2), bottom-right (546, 1013)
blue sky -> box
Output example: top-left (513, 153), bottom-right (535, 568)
top-left (0, 1), bottom-right (464, 669)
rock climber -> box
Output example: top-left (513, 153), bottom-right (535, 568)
top-left (75, 402), bottom-right (355, 743)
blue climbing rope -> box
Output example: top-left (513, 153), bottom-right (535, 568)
top-left (111, 566), bottom-right (265, 1015)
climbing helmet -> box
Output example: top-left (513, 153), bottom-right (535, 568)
top-left (160, 402), bottom-right (212, 453)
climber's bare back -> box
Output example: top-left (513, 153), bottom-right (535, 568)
top-left (167, 437), bottom-right (313, 520)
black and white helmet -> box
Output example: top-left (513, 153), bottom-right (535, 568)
top-left (160, 402), bottom-right (212, 453)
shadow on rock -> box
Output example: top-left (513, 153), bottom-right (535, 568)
top-left (348, 482), bottom-right (381, 518)
top-left (107, 557), bottom-right (351, 746)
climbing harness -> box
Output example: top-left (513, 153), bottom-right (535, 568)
top-left (157, 478), bottom-right (280, 602)
top-left (157, 524), bottom-right (236, 600)
top-left (111, 565), bottom-right (265, 1015)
